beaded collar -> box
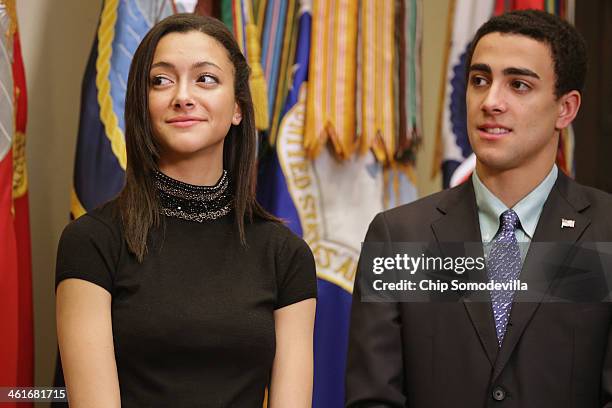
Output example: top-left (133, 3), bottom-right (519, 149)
top-left (153, 170), bottom-right (232, 222)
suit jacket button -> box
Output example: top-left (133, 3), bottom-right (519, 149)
top-left (492, 386), bottom-right (506, 401)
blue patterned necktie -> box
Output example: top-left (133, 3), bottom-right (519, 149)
top-left (487, 209), bottom-right (522, 346)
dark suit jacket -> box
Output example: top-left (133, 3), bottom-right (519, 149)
top-left (346, 172), bottom-right (612, 408)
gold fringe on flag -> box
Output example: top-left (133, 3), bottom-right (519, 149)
top-left (12, 131), bottom-right (26, 197)
top-left (1, 0), bottom-right (16, 38)
top-left (359, 0), bottom-right (396, 165)
top-left (304, 0), bottom-right (359, 160)
top-left (382, 162), bottom-right (417, 209)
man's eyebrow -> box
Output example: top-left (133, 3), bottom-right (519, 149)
top-left (468, 63), bottom-right (540, 79)
top-left (502, 67), bottom-right (540, 79)
top-left (469, 63), bottom-right (491, 74)
top-left (150, 60), bottom-right (223, 71)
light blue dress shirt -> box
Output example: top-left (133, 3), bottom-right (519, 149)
top-left (472, 165), bottom-right (558, 261)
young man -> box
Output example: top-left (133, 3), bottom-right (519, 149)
top-left (346, 10), bottom-right (612, 407)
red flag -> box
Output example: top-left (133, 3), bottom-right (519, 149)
top-left (495, 0), bottom-right (545, 15)
top-left (0, 151), bottom-right (20, 388)
top-left (0, 2), bottom-right (34, 404)
top-left (12, 26), bottom-right (34, 392)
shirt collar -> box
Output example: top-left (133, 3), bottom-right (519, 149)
top-left (472, 165), bottom-right (558, 241)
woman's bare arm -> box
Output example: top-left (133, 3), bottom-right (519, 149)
top-left (56, 278), bottom-right (121, 407)
top-left (268, 298), bottom-right (316, 408)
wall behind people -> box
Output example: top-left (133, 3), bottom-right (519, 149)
top-left (16, 0), bottom-right (448, 399)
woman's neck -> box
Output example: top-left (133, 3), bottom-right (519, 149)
top-left (157, 156), bottom-right (223, 186)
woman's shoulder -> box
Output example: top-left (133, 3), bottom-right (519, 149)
top-left (247, 217), bottom-right (307, 249)
top-left (247, 219), bottom-right (315, 274)
top-left (247, 219), bottom-right (317, 307)
top-left (56, 200), bottom-right (123, 293)
top-left (61, 200), bottom-right (122, 242)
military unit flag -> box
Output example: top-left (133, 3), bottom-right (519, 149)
top-left (0, 1), bottom-right (33, 406)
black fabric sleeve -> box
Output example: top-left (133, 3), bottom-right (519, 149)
top-left (275, 233), bottom-right (317, 309)
top-left (55, 214), bottom-right (120, 294)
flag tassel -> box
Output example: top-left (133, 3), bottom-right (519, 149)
top-left (246, 23), bottom-right (269, 131)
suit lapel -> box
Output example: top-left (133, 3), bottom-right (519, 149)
top-left (491, 172), bottom-right (591, 381)
top-left (431, 181), bottom-right (499, 366)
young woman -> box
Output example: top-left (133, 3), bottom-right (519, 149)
top-left (56, 14), bottom-right (316, 407)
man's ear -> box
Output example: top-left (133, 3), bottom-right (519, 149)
top-left (232, 103), bottom-right (242, 125)
top-left (555, 90), bottom-right (581, 130)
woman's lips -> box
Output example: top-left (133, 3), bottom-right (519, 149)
top-left (166, 119), bottom-right (205, 128)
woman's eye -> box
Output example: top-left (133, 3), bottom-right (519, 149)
top-left (198, 74), bottom-right (218, 84)
top-left (151, 76), bottom-right (171, 86)
top-left (511, 80), bottom-right (530, 91)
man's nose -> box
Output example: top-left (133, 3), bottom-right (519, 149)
top-left (481, 84), bottom-right (507, 115)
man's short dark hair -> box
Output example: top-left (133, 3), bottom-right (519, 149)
top-left (466, 9), bottom-right (587, 98)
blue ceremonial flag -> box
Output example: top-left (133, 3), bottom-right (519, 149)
top-left (277, 7), bottom-right (354, 408)
top-left (258, 3), bottom-right (354, 406)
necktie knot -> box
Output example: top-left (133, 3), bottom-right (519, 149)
top-left (500, 209), bottom-right (520, 233)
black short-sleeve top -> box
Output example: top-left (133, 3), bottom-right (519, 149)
top-left (56, 201), bottom-right (317, 407)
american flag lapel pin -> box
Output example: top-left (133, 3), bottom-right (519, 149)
top-left (561, 218), bottom-right (575, 228)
